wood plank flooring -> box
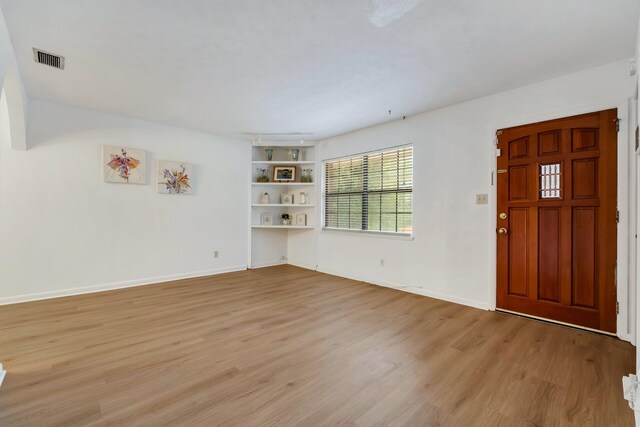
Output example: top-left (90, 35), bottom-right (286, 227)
top-left (0, 265), bottom-right (634, 426)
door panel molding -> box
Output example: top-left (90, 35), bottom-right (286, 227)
top-left (488, 100), bottom-right (632, 343)
top-left (495, 108), bottom-right (619, 334)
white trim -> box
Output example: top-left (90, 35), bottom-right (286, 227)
top-left (488, 98), bottom-right (633, 342)
top-left (250, 141), bottom-right (318, 147)
top-left (249, 260), bottom-right (287, 269)
top-left (317, 266), bottom-right (490, 311)
top-left (251, 161), bottom-right (316, 165)
top-left (617, 101), bottom-right (632, 342)
top-left (635, 121), bottom-right (640, 347)
top-left (251, 182), bottom-right (316, 186)
top-left (287, 261), bottom-right (318, 271)
top-left (619, 330), bottom-right (635, 345)
top-left (321, 228), bottom-right (414, 241)
top-left (247, 145), bottom-right (253, 268)
top-left (252, 225), bottom-right (314, 229)
top-left (251, 204), bottom-right (316, 207)
top-left (0, 265), bottom-right (247, 306)
top-left (496, 308), bottom-right (617, 336)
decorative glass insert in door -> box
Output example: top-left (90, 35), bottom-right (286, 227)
top-left (540, 163), bottom-right (561, 198)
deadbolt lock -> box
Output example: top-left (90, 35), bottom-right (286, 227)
top-left (499, 213), bottom-right (507, 220)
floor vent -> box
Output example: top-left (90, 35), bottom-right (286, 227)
top-left (32, 48), bottom-right (64, 70)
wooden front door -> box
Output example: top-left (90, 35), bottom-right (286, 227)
top-left (496, 109), bottom-right (617, 332)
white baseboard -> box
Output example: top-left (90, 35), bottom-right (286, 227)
top-left (0, 265), bottom-right (247, 306)
top-left (618, 331), bottom-right (634, 344)
top-left (405, 286), bottom-right (491, 311)
top-left (287, 261), bottom-right (317, 271)
top-left (317, 266), bottom-right (490, 311)
top-left (1, 262), bottom-right (489, 312)
top-left (250, 260), bottom-right (287, 269)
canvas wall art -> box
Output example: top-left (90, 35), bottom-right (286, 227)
top-left (103, 145), bottom-right (146, 184)
top-left (157, 160), bottom-right (192, 194)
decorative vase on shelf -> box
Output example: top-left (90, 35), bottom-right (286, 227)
top-left (291, 148), bottom-right (300, 161)
top-left (265, 147), bottom-right (273, 161)
top-left (260, 192), bottom-right (271, 204)
top-left (281, 213), bottom-right (291, 225)
top-left (299, 192), bottom-right (307, 204)
top-left (282, 219), bottom-right (291, 225)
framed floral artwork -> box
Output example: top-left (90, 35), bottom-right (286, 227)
top-left (157, 160), bottom-right (192, 194)
top-left (103, 145), bottom-right (146, 184)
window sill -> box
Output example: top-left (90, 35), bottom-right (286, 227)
top-left (321, 227), bottom-right (415, 241)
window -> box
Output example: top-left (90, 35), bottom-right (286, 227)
top-left (540, 163), bottom-right (561, 199)
top-left (323, 145), bottom-right (413, 235)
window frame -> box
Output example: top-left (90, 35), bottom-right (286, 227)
top-left (321, 144), bottom-right (414, 237)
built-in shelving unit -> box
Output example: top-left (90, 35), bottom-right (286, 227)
top-left (249, 144), bottom-right (317, 269)
top-left (250, 204), bottom-right (316, 207)
top-left (251, 225), bottom-right (314, 229)
top-left (252, 182), bottom-right (316, 186)
top-left (251, 161), bottom-right (315, 165)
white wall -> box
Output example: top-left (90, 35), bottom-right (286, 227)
top-left (634, 12), bottom-right (640, 426)
top-left (0, 6), bottom-right (26, 150)
top-left (0, 100), bottom-right (249, 303)
top-left (252, 228), bottom-right (288, 268)
top-left (0, 6), bottom-right (18, 88)
top-left (288, 227), bottom-right (318, 270)
top-left (318, 60), bottom-right (636, 318)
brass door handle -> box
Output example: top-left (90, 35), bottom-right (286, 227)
top-left (498, 227), bottom-right (508, 235)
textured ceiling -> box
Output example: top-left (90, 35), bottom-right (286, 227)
top-left (0, 0), bottom-right (638, 140)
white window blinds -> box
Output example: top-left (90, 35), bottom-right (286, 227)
top-left (323, 145), bottom-right (413, 235)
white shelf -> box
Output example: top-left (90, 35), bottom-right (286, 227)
top-left (250, 145), bottom-right (316, 268)
top-left (252, 225), bottom-right (314, 229)
top-left (252, 161), bottom-right (315, 165)
top-left (251, 204), bottom-right (315, 207)
top-left (252, 182), bottom-right (315, 186)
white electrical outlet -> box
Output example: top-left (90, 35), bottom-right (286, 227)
top-left (280, 256), bottom-right (287, 261)
top-left (213, 251), bottom-right (219, 258)
top-left (476, 194), bottom-right (488, 205)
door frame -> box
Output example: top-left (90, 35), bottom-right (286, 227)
top-left (488, 99), bottom-right (634, 343)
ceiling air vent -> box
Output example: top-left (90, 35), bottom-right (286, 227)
top-left (32, 48), bottom-right (64, 70)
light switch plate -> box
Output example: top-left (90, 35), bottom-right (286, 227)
top-left (476, 194), bottom-right (488, 205)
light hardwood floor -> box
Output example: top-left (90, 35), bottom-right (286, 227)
top-left (0, 265), bottom-right (634, 426)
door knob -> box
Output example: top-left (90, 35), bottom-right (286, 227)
top-left (498, 227), bottom-right (508, 235)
